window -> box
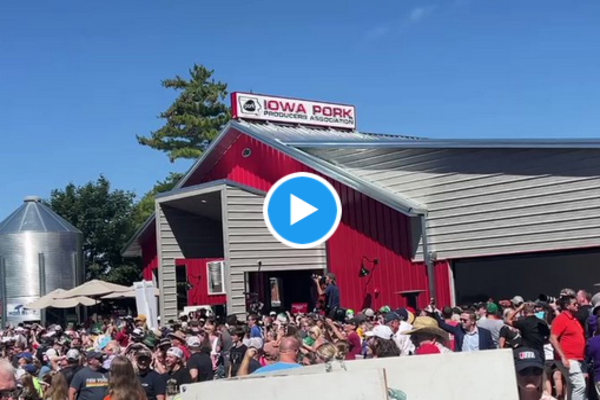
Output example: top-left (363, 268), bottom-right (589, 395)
top-left (207, 261), bottom-right (225, 295)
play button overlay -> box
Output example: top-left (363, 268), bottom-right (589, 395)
top-left (264, 172), bottom-right (342, 249)
top-left (290, 194), bottom-right (318, 225)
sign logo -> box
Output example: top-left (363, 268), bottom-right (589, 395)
top-left (238, 95), bottom-right (262, 116)
top-left (263, 172), bottom-right (342, 249)
top-left (232, 92), bottom-right (356, 130)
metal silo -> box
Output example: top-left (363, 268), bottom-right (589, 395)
top-left (0, 196), bottom-right (84, 326)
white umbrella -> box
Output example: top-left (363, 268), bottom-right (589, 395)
top-left (54, 280), bottom-right (130, 299)
top-left (25, 289), bottom-right (96, 309)
top-left (101, 287), bottom-right (160, 299)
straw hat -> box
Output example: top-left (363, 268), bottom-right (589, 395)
top-left (403, 316), bottom-right (448, 341)
top-left (168, 330), bottom-right (186, 342)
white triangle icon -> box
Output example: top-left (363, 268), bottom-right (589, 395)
top-left (290, 194), bottom-right (318, 225)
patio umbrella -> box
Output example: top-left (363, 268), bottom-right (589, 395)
top-left (54, 280), bottom-right (130, 299)
top-left (25, 289), bottom-right (96, 309)
top-left (101, 287), bottom-right (160, 299)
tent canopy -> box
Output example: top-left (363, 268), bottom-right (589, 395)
top-left (54, 280), bottom-right (130, 299)
top-left (25, 289), bottom-right (96, 309)
top-left (101, 286), bottom-right (160, 299)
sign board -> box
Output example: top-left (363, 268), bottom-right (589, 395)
top-left (181, 368), bottom-right (389, 400)
top-left (231, 92), bottom-right (356, 130)
top-left (6, 297), bottom-right (40, 323)
top-left (134, 281), bottom-right (158, 330)
top-left (291, 303), bottom-right (308, 314)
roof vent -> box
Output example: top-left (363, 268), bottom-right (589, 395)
top-left (24, 196), bottom-right (41, 203)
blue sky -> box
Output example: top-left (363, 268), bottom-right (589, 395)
top-left (1, 0), bottom-right (599, 219)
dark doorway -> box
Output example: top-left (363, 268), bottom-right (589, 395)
top-left (247, 269), bottom-right (323, 314)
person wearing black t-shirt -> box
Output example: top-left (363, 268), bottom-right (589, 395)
top-left (136, 349), bottom-right (166, 400)
top-left (162, 347), bottom-right (191, 399)
top-left (186, 336), bottom-right (214, 383)
top-left (228, 328), bottom-right (247, 378)
top-left (507, 302), bottom-right (550, 358)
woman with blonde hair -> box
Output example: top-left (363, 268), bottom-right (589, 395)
top-left (19, 373), bottom-right (41, 400)
top-left (103, 356), bottom-right (146, 400)
top-left (44, 372), bottom-right (68, 400)
top-left (315, 343), bottom-right (345, 364)
top-left (302, 326), bottom-right (325, 353)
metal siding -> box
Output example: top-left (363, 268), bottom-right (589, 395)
top-left (224, 186), bottom-right (327, 316)
top-left (194, 133), bottom-right (451, 310)
top-left (309, 147), bottom-right (600, 261)
top-left (175, 259), bottom-right (227, 306)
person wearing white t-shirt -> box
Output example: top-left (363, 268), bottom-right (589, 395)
top-left (385, 311), bottom-right (415, 356)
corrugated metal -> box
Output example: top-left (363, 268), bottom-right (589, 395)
top-left (155, 204), bottom-right (225, 321)
top-left (308, 147), bottom-right (600, 260)
top-left (196, 132), bottom-right (451, 311)
top-left (175, 258), bottom-right (227, 306)
top-left (0, 197), bottom-right (84, 322)
top-left (232, 121), bottom-right (422, 143)
top-left (224, 186), bottom-right (327, 316)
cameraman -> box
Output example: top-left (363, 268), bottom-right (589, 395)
top-left (313, 273), bottom-right (340, 314)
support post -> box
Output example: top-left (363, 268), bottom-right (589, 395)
top-left (39, 253), bottom-right (47, 327)
top-left (0, 258), bottom-right (7, 329)
top-left (420, 214), bottom-right (436, 301)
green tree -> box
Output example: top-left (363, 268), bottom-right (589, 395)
top-left (137, 64), bottom-right (231, 162)
top-left (133, 171), bottom-right (183, 227)
top-left (46, 176), bottom-right (141, 285)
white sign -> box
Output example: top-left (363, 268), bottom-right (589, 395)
top-left (231, 92), bottom-right (356, 130)
top-left (134, 281), bottom-right (158, 329)
top-left (6, 298), bottom-right (40, 322)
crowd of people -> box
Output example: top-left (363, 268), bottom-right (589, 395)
top-left (0, 279), bottom-right (598, 400)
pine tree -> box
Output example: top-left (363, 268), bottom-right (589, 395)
top-left (137, 64), bottom-right (230, 162)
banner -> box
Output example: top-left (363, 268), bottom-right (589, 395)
top-left (232, 92), bottom-right (356, 130)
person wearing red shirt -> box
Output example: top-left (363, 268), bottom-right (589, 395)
top-left (550, 295), bottom-right (586, 400)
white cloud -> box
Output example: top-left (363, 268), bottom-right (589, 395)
top-left (409, 6), bottom-right (437, 23)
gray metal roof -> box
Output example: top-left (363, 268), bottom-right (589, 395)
top-left (232, 120), bottom-right (422, 143)
top-left (0, 196), bottom-right (82, 235)
top-left (286, 138), bottom-right (600, 149)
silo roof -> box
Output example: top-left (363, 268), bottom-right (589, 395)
top-left (0, 196), bottom-right (82, 235)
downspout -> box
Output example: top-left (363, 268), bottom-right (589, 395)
top-left (419, 213), bottom-right (436, 301)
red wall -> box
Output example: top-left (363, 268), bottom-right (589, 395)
top-left (183, 131), bottom-right (452, 310)
top-left (175, 258), bottom-right (227, 306)
top-left (142, 231), bottom-right (158, 281)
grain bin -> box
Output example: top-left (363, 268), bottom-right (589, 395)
top-left (0, 196), bottom-right (84, 324)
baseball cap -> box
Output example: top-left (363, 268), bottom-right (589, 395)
top-left (45, 349), bottom-right (60, 361)
top-left (86, 351), bottom-right (104, 360)
top-left (246, 337), bottom-right (264, 350)
top-left (383, 312), bottom-right (401, 324)
top-left (17, 352), bottom-right (33, 362)
top-left (363, 308), bottom-right (375, 318)
top-left (486, 303), bottom-right (499, 314)
top-left (394, 308), bottom-right (409, 321)
top-left (186, 336), bottom-right (201, 348)
top-left (511, 296), bottom-right (524, 305)
top-left (23, 364), bottom-right (37, 375)
top-left (560, 288), bottom-right (576, 297)
top-left (66, 349), bottom-right (80, 361)
top-left (592, 292), bottom-right (600, 313)
top-left (365, 325), bottom-right (394, 340)
top-left (166, 347), bottom-right (184, 360)
top-left (514, 348), bottom-right (544, 372)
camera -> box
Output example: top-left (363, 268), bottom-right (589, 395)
top-left (538, 294), bottom-right (557, 304)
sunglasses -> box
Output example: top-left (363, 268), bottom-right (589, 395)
top-left (518, 367), bottom-right (543, 377)
top-left (460, 319), bottom-right (469, 322)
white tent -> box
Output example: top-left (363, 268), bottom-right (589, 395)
top-left (25, 289), bottom-right (96, 309)
top-left (53, 280), bottom-right (130, 299)
top-left (101, 286), bottom-right (160, 299)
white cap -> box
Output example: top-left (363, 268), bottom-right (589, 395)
top-left (363, 308), bottom-right (375, 318)
top-left (365, 325), bottom-right (394, 340)
top-left (166, 347), bottom-right (184, 360)
top-left (511, 296), bottom-right (524, 305)
top-left (246, 337), bottom-right (264, 349)
top-left (186, 336), bottom-right (201, 347)
top-left (66, 349), bottom-right (80, 361)
top-left (45, 349), bottom-right (60, 361)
